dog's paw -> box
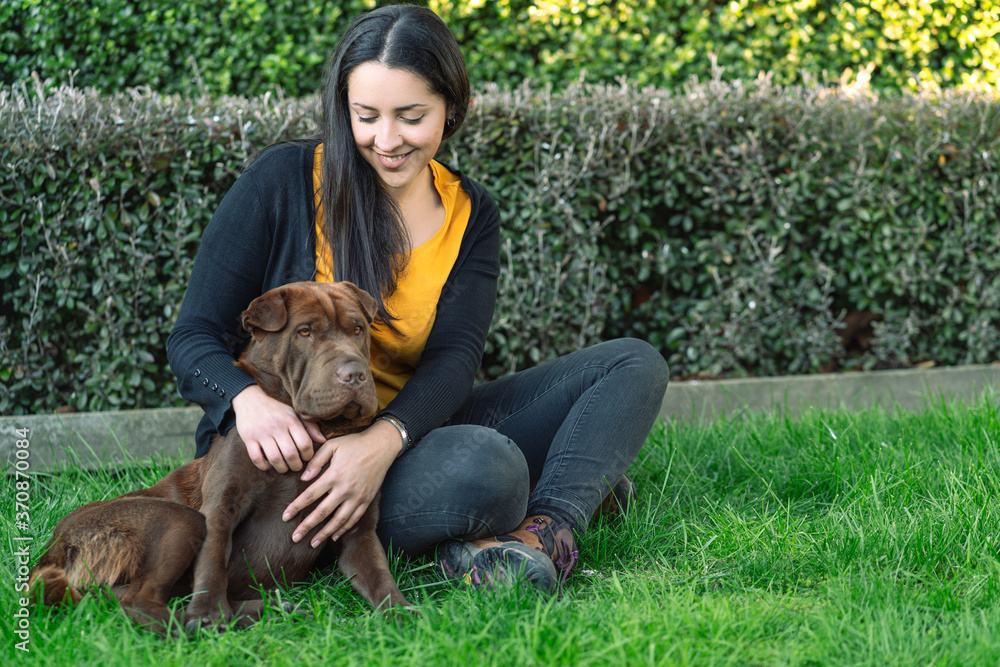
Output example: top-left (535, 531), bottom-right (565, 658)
top-left (184, 615), bottom-right (228, 636)
top-left (277, 600), bottom-right (313, 621)
top-left (377, 599), bottom-right (419, 622)
top-left (183, 598), bottom-right (232, 635)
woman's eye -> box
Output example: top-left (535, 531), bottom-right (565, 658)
top-left (357, 115), bottom-right (423, 125)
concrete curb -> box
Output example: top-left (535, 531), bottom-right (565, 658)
top-left (3, 364), bottom-right (998, 472)
top-left (659, 363), bottom-right (1000, 422)
top-left (2, 407), bottom-right (201, 473)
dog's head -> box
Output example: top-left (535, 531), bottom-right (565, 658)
top-left (237, 281), bottom-right (379, 422)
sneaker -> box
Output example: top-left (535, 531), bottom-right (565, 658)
top-left (438, 539), bottom-right (559, 592)
top-left (437, 515), bottom-right (579, 594)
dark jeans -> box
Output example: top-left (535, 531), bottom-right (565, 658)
top-left (376, 338), bottom-right (669, 557)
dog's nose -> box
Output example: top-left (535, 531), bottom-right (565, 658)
top-left (336, 361), bottom-right (368, 387)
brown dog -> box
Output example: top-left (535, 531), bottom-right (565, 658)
top-left (30, 281), bottom-right (410, 634)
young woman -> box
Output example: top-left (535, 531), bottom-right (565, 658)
top-left (167, 5), bottom-right (668, 593)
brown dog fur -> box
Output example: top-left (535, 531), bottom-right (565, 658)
top-left (29, 281), bottom-right (410, 634)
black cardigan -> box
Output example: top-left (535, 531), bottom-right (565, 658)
top-left (166, 140), bottom-right (501, 456)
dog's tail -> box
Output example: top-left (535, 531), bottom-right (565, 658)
top-left (28, 566), bottom-right (84, 607)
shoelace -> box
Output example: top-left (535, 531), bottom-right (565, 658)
top-left (524, 517), bottom-right (579, 585)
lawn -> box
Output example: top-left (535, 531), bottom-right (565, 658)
top-left (3, 392), bottom-right (999, 666)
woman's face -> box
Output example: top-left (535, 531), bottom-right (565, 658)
top-left (347, 62), bottom-right (450, 199)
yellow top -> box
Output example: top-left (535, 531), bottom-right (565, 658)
top-left (312, 144), bottom-right (472, 410)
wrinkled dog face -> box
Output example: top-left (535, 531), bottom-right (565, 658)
top-left (238, 282), bottom-right (379, 421)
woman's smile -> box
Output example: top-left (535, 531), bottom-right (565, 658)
top-left (376, 151), bottom-right (412, 168)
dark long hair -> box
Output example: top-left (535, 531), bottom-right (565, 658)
top-left (320, 5), bottom-right (471, 327)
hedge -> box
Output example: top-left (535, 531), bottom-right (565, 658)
top-left (2, 0), bottom-right (997, 97)
top-left (2, 76), bottom-right (1000, 415)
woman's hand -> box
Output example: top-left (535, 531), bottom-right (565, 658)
top-left (231, 384), bottom-right (326, 473)
top-left (283, 419), bottom-right (403, 547)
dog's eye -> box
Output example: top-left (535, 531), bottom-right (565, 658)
top-left (354, 325), bottom-right (363, 336)
top-left (298, 327), bottom-right (311, 338)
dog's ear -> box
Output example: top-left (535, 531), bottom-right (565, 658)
top-left (242, 289), bottom-right (289, 333)
top-left (339, 281), bottom-right (377, 324)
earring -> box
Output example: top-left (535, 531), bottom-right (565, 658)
top-left (446, 117), bottom-right (457, 129)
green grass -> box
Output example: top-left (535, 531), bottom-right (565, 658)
top-left (4, 392), bottom-right (1000, 666)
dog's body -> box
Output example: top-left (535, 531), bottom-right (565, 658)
top-left (30, 282), bottom-right (409, 633)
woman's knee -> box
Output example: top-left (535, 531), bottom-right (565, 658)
top-left (433, 425), bottom-right (530, 515)
top-left (379, 425), bottom-right (529, 542)
top-left (605, 337), bottom-right (669, 392)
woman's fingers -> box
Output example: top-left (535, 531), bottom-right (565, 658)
top-left (311, 500), bottom-right (369, 547)
top-left (282, 426), bottom-right (398, 547)
top-left (283, 442), bottom-right (337, 521)
top-left (244, 437), bottom-right (273, 471)
top-left (290, 483), bottom-right (371, 548)
top-left (302, 420), bottom-right (327, 446)
top-left (287, 421), bottom-right (316, 467)
top-left (233, 385), bottom-right (321, 472)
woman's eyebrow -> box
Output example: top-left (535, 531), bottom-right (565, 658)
top-left (350, 102), bottom-right (430, 112)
